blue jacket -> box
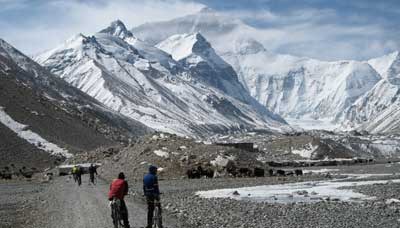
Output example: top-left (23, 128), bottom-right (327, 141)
top-left (143, 173), bottom-right (160, 196)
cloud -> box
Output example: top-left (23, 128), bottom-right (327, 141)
top-left (0, 0), bottom-right (399, 60)
top-left (216, 6), bottom-right (400, 60)
top-left (0, 0), bottom-right (204, 54)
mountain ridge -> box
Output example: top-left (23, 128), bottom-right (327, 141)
top-left (0, 38), bottom-right (152, 169)
top-left (131, 9), bottom-right (400, 134)
top-left (35, 20), bottom-right (290, 137)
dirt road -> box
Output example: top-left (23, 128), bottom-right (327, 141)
top-left (31, 175), bottom-right (178, 228)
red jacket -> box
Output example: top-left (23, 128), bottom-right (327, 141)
top-left (108, 179), bottom-right (128, 200)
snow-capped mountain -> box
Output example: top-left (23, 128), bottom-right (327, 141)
top-left (343, 51), bottom-right (400, 133)
top-left (224, 39), bottom-right (381, 127)
top-left (156, 32), bottom-right (249, 102)
top-left (132, 9), bottom-right (385, 131)
top-left (0, 38), bottom-right (151, 169)
top-left (35, 20), bottom-right (289, 137)
top-left (132, 7), bottom-right (254, 54)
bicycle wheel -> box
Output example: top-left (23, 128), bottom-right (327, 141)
top-left (153, 206), bottom-right (159, 228)
top-left (153, 206), bottom-right (162, 228)
top-left (111, 200), bottom-right (122, 228)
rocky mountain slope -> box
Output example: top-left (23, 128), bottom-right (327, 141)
top-left (0, 38), bottom-right (151, 169)
top-left (132, 8), bottom-right (400, 134)
top-left (35, 20), bottom-right (289, 137)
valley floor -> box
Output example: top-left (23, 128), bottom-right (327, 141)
top-left (0, 175), bottom-right (181, 228)
top-left (2, 163), bottom-right (400, 228)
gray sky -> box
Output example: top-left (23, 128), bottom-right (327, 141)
top-left (1, 0), bottom-right (399, 61)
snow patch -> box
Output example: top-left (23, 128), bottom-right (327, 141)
top-left (196, 178), bottom-right (400, 204)
top-left (153, 150), bottom-right (169, 158)
top-left (291, 143), bottom-right (318, 159)
top-left (210, 155), bottom-right (236, 167)
top-left (156, 33), bottom-right (199, 61)
top-left (303, 169), bottom-right (340, 174)
top-left (0, 106), bottom-right (72, 158)
top-left (385, 198), bottom-right (400, 204)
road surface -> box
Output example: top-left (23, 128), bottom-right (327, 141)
top-left (33, 175), bottom-right (178, 228)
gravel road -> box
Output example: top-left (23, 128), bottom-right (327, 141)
top-left (2, 175), bottom-right (180, 228)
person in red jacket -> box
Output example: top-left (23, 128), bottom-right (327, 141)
top-left (108, 172), bottom-right (130, 228)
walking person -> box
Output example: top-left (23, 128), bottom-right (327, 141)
top-left (143, 165), bottom-right (163, 228)
top-left (88, 164), bottom-right (97, 185)
top-left (76, 165), bottom-right (83, 186)
top-left (108, 172), bottom-right (130, 228)
top-left (72, 165), bottom-right (78, 182)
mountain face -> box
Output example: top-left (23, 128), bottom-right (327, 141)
top-left (223, 40), bottom-right (382, 126)
top-left (0, 38), bottom-right (151, 169)
top-left (35, 21), bottom-right (289, 137)
top-left (156, 32), bottom-right (250, 102)
top-left (132, 9), bottom-right (388, 131)
top-left (132, 8), bottom-right (400, 134)
top-left (343, 52), bottom-right (400, 133)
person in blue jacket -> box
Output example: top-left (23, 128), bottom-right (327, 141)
top-left (143, 165), bottom-right (162, 228)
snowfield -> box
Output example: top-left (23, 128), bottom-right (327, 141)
top-left (196, 176), bottom-right (400, 204)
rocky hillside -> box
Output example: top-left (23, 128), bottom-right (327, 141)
top-left (98, 133), bottom-right (266, 181)
top-left (0, 38), bottom-right (151, 170)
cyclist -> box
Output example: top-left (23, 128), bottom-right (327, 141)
top-left (88, 164), bottom-right (97, 184)
top-left (143, 165), bottom-right (163, 228)
top-left (108, 172), bottom-right (130, 228)
top-left (76, 165), bottom-right (83, 186)
top-left (71, 166), bottom-right (78, 182)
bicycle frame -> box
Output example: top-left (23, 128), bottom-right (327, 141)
top-left (152, 199), bottom-right (162, 228)
top-left (111, 198), bottom-right (124, 228)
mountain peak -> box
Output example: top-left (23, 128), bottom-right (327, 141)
top-left (191, 32), bottom-right (212, 51)
top-left (98, 20), bottom-right (133, 39)
top-left (198, 7), bottom-right (216, 14)
top-left (234, 38), bottom-right (266, 55)
top-left (0, 38), bottom-right (12, 50)
top-left (156, 32), bottom-right (212, 61)
top-left (368, 50), bottom-right (400, 77)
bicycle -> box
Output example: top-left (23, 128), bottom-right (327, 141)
top-left (152, 197), bottom-right (162, 228)
top-left (110, 198), bottom-right (125, 228)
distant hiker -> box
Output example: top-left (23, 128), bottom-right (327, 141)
top-left (88, 164), bottom-right (97, 185)
top-left (76, 166), bottom-right (83, 186)
top-left (72, 166), bottom-right (78, 182)
top-left (143, 165), bottom-right (163, 228)
top-left (108, 172), bottom-right (130, 228)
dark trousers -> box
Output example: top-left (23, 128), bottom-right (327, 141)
top-left (120, 200), bottom-right (130, 227)
top-left (89, 173), bottom-right (95, 183)
top-left (76, 174), bottom-right (82, 186)
top-left (146, 195), bottom-right (162, 227)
